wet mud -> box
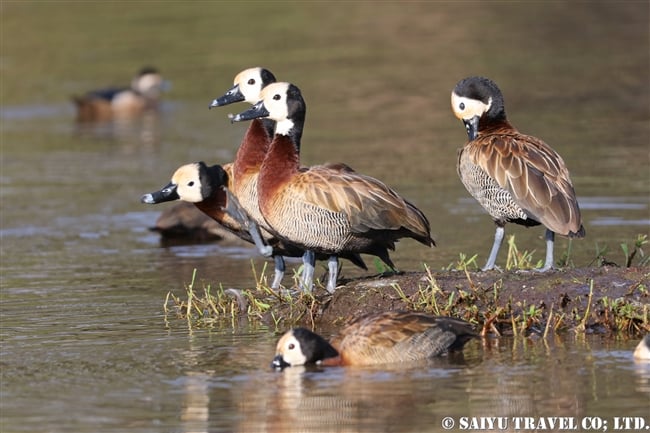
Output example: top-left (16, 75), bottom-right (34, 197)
top-left (274, 267), bottom-right (649, 337)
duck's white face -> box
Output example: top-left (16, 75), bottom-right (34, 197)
top-left (274, 330), bottom-right (307, 366)
top-left (233, 67), bottom-right (266, 104)
top-left (259, 82), bottom-right (292, 134)
top-left (133, 73), bottom-right (164, 96)
top-left (450, 91), bottom-right (491, 121)
top-left (170, 164), bottom-right (204, 203)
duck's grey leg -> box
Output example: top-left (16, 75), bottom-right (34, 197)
top-left (270, 255), bottom-right (285, 289)
top-left (482, 225), bottom-right (505, 271)
top-left (300, 250), bottom-right (316, 293)
top-left (537, 229), bottom-right (555, 272)
top-left (325, 255), bottom-right (339, 294)
top-left (247, 220), bottom-right (273, 257)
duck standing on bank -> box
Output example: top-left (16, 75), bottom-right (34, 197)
top-left (208, 67), bottom-right (367, 291)
top-left (141, 160), bottom-right (368, 290)
top-left (271, 311), bottom-right (476, 368)
top-left (451, 76), bottom-right (585, 271)
top-left (232, 82), bottom-right (435, 293)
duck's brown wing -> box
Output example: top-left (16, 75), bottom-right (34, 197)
top-left (291, 165), bottom-right (432, 243)
top-left (333, 311), bottom-right (475, 365)
top-left (466, 130), bottom-right (584, 237)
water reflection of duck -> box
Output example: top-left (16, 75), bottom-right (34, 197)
top-left (141, 162), bottom-right (366, 289)
top-left (148, 201), bottom-right (238, 245)
top-left (232, 82), bottom-right (435, 293)
top-left (634, 334), bottom-right (650, 361)
top-left (208, 67), bottom-right (366, 291)
top-left (451, 76), bottom-right (585, 272)
top-left (73, 67), bottom-right (165, 122)
top-left (272, 311), bottom-right (476, 367)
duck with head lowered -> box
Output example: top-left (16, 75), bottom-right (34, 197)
top-left (271, 311), bottom-right (477, 368)
top-left (451, 76), bottom-right (585, 272)
top-left (231, 82), bottom-right (435, 293)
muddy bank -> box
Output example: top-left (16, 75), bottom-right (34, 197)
top-left (271, 266), bottom-right (649, 337)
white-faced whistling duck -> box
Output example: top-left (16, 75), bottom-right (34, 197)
top-left (140, 162), bottom-right (269, 250)
top-left (208, 67), bottom-right (367, 291)
top-left (73, 67), bottom-right (165, 122)
top-left (451, 76), bottom-right (585, 272)
top-left (271, 310), bottom-right (476, 368)
top-left (232, 82), bottom-right (435, 293)
top-left (141, 162), bottom-right (366, 289)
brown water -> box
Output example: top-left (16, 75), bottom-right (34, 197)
top-left (2, 2), bottom-right (649, 432)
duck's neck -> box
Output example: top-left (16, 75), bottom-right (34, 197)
top-left (257, 115), bottom-right (304, 207)
top-left (315, 339), bottom-right (341, 365)
top-left (320, 355), bottom-right (344, 366)
top-left (194, 186), bottom-right (226, 220)
top-left (258, 134), bottom-right (301, 195)
top-left (261, 118), bottom-right (276, 140)
top-left (234, 119), bottom-right (271, 180)
top-left (479, 117), bottom-right (517, 136)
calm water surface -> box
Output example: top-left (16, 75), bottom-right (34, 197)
top-left (2, 2), bottom-right (649, 432)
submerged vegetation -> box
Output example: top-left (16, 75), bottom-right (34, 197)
top-left (164, 235), bottom-right (650, 338)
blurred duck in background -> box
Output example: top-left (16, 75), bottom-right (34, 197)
top-left (73, 66), bottom-right (166, 122)
top-left (148, 201), bottom-right (244, 247)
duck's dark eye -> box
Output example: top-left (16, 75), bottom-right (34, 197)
top-left (188, 181), bottom-right (195, 187)
top-left (459, 102), bottom-right (465, 110)
top-left (273, 94), bottom-right (281, 101)
top-left (288, 343), bottom-right (295, 350)
top-left (248, 79), bottom-right (255, 85)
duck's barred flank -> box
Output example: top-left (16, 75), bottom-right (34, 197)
top-left (207, 67), bottom-right (367, 290)
top-left (232, 81), bottom-right (435, 292)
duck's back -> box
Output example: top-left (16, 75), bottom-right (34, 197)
top-left (333, 312), bottom-right (476, 366)
top-left (260, 162), bottom-right (433, 255)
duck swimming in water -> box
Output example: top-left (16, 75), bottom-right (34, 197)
top-left (73, 67), bottom-right (165, 122)
top-left (272, 311), bottom-right (476, 368)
